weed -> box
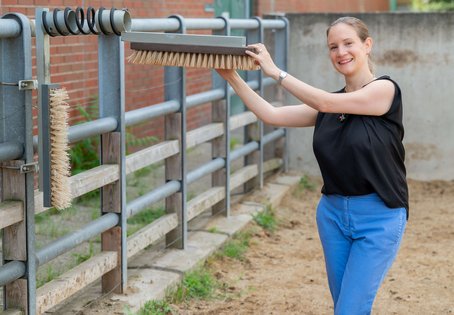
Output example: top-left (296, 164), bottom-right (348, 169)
top-left (135, 300), bottom-right (174, 315)
top-left (73, 242), bottom-right (95, 265)
top-left (207, 226), bottom-right (219, 233)
top-left (127, 206), bottom-right (166, 236)
top-left (253, 205), bottom-right (277, 232)
top-left (219, 230), bottom-right (252, 260)
top-left (298, 175), bottom-right (316, 192)
top-left (169, 268), bottom-right (218, 303)
top-left (37, 265), bottom-right (59, 288)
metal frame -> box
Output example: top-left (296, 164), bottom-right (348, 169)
top-left (0, 11), bottom-right (289, 314)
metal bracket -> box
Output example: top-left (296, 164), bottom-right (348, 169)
top-left (19, 80), bottom-right (38, 90)
top-left (20, 162), bottom-right (39, 173)
top-left (0, 80), bottom-right (38, 90)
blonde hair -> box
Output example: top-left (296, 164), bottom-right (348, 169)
top-left (327, 17), bottom-right (375, 74)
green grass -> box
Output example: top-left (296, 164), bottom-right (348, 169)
top-left (72, 242), bottom-right (95, 265)
top-left (218, 230), bottom-right (252, 261)
top-left (253, 205), bottom-right (277, 232)
top-left (170, 268), bottom-right (219, 303)
top-left (131, 300), bottom-right (173, 315)
top-left (37, 265), bottom-right (59, 288)
top-left (127, 206), bottom-right (166, 236)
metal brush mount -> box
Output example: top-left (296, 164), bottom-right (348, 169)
top-left (41, 7), bottom-right (131, 36)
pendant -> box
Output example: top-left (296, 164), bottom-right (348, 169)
top-left (337, 113), bottom-right (348, 123)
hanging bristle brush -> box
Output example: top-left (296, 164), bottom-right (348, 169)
top-left (122, 32), bottom-right (260, 70)
top-left (40, 84), bottom-right (72, 210)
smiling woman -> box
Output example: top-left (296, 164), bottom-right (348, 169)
top-left (216, 16), bottom-right (409, 315)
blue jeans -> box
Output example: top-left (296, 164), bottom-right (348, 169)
top-left (316, 193), bottom-right (407, 315)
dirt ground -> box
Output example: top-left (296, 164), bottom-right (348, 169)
top-left (172, 177), bottom-right (454, 315)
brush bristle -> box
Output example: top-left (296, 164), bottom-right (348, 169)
top-left (127, 50), bottom-right (260, 71)
top-left (49, 88), bottom-right (72, 210)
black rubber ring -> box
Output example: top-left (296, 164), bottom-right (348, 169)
top-left (97, 7), bottom-right (109, 35)
top-left (53, 8), bottom-right (69, 36)
top-left (87, 7), bottom-right (99, 34)
top-left (65, 7), bottom-right (78, 35)
top-left (42, 11), bottom-right (56, 37)
top-left (75, 7), bottom-right (90, 35)
top-left (109, 8), bottom-right (121, 36)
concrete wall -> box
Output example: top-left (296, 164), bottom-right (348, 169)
top-left (285, 13), bottom-right (454, 180)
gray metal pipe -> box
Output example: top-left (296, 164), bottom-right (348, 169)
top-left (0, 261), bottom-right (26, 287)
top-left (185, 18), bottom-right (225, 30)
top-left (0, 141), bottom-right (24, 161)
top-left (263, 128), bottom-right (285, 145)
top-left (187, 157), bottom-right (225, 184)
top-left (131, 18), bottom-right (180, 32)
top-left (68, 117), bottom-right (118, 144)
top-left (0, 19), bottom-right (22, 38)
top-left (125, 100), bottom-right (179, 127)
top-left (186, 88), bottom-right (225, 109)
top-left (230, 141), bottom-right (259, 161)
top-left (36, 212), bottom-right (119, 266)
top-left (126, 180), bottom-right (180, 218)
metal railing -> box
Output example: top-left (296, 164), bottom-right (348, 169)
top-left (0, 8), bottom-right (288, 315)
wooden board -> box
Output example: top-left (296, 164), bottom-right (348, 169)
top-left (229, 112), bottom-right (257, 130)
top-left (36, 251), bottom-right (117, 315)
top-left (187, 123), bottom-right (223, 149)
top-left (125, 140), bottom-right (179, 175)
top-left (187, 187), bottom-right (225, 221)
top-left (0, 201), bottom-right (23, 230)
top-left (127, 213), bottom-right (178, 258)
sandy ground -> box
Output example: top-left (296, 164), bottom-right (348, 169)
top-left (172, 177), bottom-right (454, 315)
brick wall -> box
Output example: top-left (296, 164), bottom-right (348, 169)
top-left (0, 0), bottom-right (389, 150)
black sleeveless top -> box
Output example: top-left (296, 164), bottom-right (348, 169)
top-left (313, 76), bottom-right (409, 217)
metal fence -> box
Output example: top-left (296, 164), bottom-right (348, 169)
top-left (0, 8), bottom-right (288, 314)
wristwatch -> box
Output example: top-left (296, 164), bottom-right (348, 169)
top-left (278, 71), bottom-right (288, 85)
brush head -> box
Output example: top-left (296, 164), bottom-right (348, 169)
top-left (122, 32), bottom-right (260, 70)
top-left (49, 88), bottom-right (72, 210)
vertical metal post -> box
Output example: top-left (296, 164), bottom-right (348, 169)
top-left (245, 17), bottom-right (264, 189)
top-left (274, 16), bottom-right (289, 173)
top-left (164, 15), bottom-right (187, 249)
top-left (0, 13), bottom-right (35, 314)
top-left (211, 16), bottom-right (231, 217)
top-left (35, 8), bottom-right (51, 191)
top-left (98, 33), bottom-right (126, 293)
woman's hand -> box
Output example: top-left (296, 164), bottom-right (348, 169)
top-left (246, 43), bottom-right (281, 80)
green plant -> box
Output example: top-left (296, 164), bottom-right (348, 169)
top-left (412, 0), bottom-right (454, 11)
top-left (207, 226), bottom-right (219, 233)
top-left (219, 230), bottom-right (252, 260)
top-left (135, 300), bottom-right (174, 315)
top-left (37, 265), bottom-right (59, 288)
top-left (73, 241), bottom-right (95, 265)
top-left (169, 268), bottom-right (218, 303)
top-left (298, 175), bottom-right (316, 192)
top-left (127, 206), bottom-right (166, 236)
top-left (253, 205), bottom-right (277, 232)
top-left (230, 137), bottom-right (241, 150)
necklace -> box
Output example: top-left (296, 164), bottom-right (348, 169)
top-left (338, 77), bottom-right (376, 123)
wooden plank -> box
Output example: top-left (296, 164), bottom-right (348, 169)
top-left (71, 164), bottom-right (119, 199)
top-left (229, 111), bottom-right (257, 130)
top-left (127, 213), bottom-right (178, 258)
top-left (230, 164), bottom-right (258, 191)
top-left (187, 187), bottom-right (225, 221)
top-left (101, 227), bottom-right (122, 294)
top-left (5, 280), bottom-right (27, 315)
top-left (187, 123), bottom-right (223, 149)
top-left (2, 161), bottom-right (26, 261)
top-left (125, 140), bottom-right (179, 175)
top-left (0, 309), bottom-right (23, 315)
top-left (263, 158), bottom-right (283, 173)
top-left (211, 100), bottom-right (227, 216)
top-left (101, 133), bottom-right (121, 213)
top-left (36, 251), bottom-right (117, 315)
top-left (0, 201), bottom-right (23, 230)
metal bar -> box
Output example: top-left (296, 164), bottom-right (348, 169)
top-left (36, 213), bottom-right (119, 266)
top-left (98, 32), bottom-right (127, 292)
top-left (230, 141), bottom-right (259, 161)
top-left (0, 261), bottom-right (26, 287)
top-left (186, 89), bottom-right (225, 109)
top-left (263, 128), bottom-right (285, 145)
top-left (125, 100), bottom-right (180, 126)
top-left (126, 180), bottom-right (180, 218)
top-left (187, 157), bottom-right (225, 184)
top-left (130, 17), bottom-right (285, 33)
top-left (0, 19), bottom-right (21, 38)
top-left (68, 117), bottom-right (118, 144)
top-left (0, 12), bottom-right (36, 313)
top-left (0, 141), bottom-right (23, 161)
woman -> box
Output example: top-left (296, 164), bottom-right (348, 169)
top-left (217, 17), bottom-right (408, 315)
